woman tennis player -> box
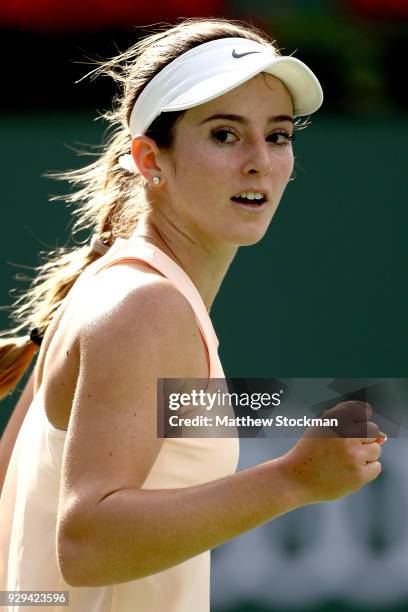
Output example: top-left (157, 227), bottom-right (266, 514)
top-left (0, 17), bottom-right (386, 612)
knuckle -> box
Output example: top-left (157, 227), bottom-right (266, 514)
top-left (331, 401), bottom-right (368, 422)
top-left (366, 460), bottom-right (382, 481)
top-left (363, 443), bottom-right (382, 463)
top-left (371, 442), bottom-right (382, 459)
top-left (357, 467), bottom-right (370, 484)
top-left (368, 461), bottom-right (382, 479)
top-left (322, 406), bottom-right (337, 419)
top-left (367, 421), bottom-right (380, 436)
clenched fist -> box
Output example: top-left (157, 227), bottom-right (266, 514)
top-left (279, 401), bottom-right (387, 504)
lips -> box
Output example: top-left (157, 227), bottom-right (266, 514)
top-left (231, 190), bottom-right (268, 207)
top-left (231, 195), bottom-right (266, 205)
top-left (231, 188), bottom-right (268, 206)
top-left (230, 198), bottom-right (268, 213)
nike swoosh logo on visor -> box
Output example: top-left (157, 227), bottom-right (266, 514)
top-left (232, 49), bottom-right (261, 59)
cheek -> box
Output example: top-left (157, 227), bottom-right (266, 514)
top-left (171, 139), bottom-right (202, 177)
top-left (276, 149), bottom-right (294, 185)
top-left (172, 142), bottom-right (227, 191)
top-left (284, 147), bottom-right (295, 173)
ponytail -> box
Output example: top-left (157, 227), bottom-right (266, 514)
top-left (0, 244), bottom-right (103, 399)
top-left (0, 337), bottom-right (39, 400)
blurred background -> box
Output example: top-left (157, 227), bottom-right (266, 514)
top-left (1, 0), bottom-right (407, 610)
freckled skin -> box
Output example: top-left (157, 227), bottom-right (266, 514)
top-left (130, 73), bottom-right (295, 311)
top-left (154, 73), bottom-right (295, 250)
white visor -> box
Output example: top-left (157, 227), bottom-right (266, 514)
top-left (119, 37), bottom-right (323, 172)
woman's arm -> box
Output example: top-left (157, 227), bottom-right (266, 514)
top-left (56, 278), bottom-right (382, 587)
top-left (0, 367), bottom-right (35, 495)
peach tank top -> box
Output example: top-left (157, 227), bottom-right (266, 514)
top-left (0, 235), bottom-right (239, 611)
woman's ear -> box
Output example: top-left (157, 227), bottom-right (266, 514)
top-left (131, 136), bottom-right (162, 183)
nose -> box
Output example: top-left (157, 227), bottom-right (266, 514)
top-left (242, 135), bottom-right (272, 176)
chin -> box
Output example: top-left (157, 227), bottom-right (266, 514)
top-left (225, 226), bottom-right (270, 247)
top-left (236, 234), bottom-right (267, 247)
top-left (233, 219), bottom-right (275, 246)
top-left (226, 205), bottom-right (279, 246)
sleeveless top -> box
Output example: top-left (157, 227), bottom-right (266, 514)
top-left (0, 235), bottom-right (240, 612)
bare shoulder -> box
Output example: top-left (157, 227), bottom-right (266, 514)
top-left (79, 271), bottom-right (207, 380)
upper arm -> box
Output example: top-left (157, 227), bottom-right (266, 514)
top-left (57, 278), bottom-right (208, 543)
top-left (0, 366), bottom-right (35, 495)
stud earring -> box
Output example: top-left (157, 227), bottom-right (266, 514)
top-left (152, 176), bottom-right (161, 185)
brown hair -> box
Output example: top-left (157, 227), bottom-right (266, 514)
top-left (0, 17), bottom-right (276, 399)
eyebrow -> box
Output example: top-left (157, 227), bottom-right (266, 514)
top-left (199, 113), bottom-right (294, 126)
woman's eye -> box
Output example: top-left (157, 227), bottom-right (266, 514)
top-left (211, 129), bottom-right (295, 145)
top-left (211, 129), bottom-right (237, 144)
top-left (267, 132), bottom-right (295, 145)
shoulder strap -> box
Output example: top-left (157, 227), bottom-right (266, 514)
top-left (89, 237), bottom-right (220, 378)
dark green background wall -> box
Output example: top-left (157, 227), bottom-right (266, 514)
top-left (1, 113), bottom-right (407, 430)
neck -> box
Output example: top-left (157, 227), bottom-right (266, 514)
top-left (130, 219), bottom-right (237, 312)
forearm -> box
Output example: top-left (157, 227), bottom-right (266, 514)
top-left (62, 457), bottom-right (305, 586)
